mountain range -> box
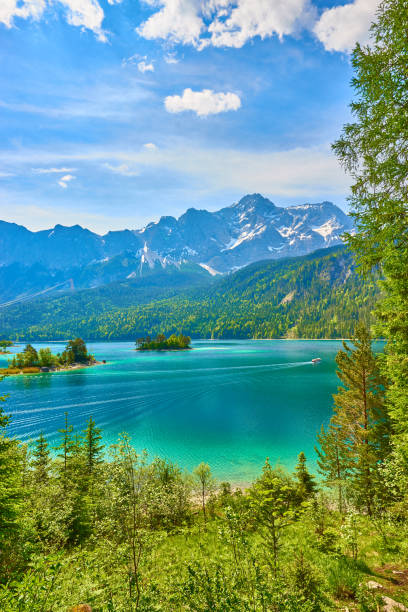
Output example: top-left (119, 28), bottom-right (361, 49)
top-left (0, 194), bottom-right (352, 304)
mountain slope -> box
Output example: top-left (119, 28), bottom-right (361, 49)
top-left (0, 246), bottom-right (379, 341)
top-left (0, 254), bottom-right (212, 305)
top-left (0, 194), bottom-right (353, 303)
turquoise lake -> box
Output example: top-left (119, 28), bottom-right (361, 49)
top-left (1, 340), bottom-right (349, 483)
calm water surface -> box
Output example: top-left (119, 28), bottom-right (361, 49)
top-left (1, 340), bottom-right (351, 482)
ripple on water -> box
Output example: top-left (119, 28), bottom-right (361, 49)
top-left (3, 339), bottom-right (359, 482)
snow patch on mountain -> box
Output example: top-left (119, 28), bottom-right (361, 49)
top-left (312, 219), bottom-right (342, 240)
top-left (199, 263), bottom-right (221, 276)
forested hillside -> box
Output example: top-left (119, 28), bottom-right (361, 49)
top-left (0, 246), bottom-right (379, 340)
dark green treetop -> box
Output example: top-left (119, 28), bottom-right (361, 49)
top-left (83, 416), bottom-right (104, 475)
top-left (32, 433), bottom-right (51, 484)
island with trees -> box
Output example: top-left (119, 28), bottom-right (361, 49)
top-left (0, 340), bottom-right (13, 354)
top-left (0, 338), bottom-right (101, 375)
top-left (136, 333), bottom-right (191, 351)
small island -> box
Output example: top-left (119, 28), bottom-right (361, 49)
top-left (0, 340), bottom-right (13, 354)
top-left (136, 333), bottom-right (191, 351)
top-left (0, 338), bottom-right (101, 376)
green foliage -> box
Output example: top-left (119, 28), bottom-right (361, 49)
top-left (1, 4), bottom-right (408, 608)
top-left (294, 452), bottom-right (317, 503)
top-left (193, 462), bottom-right (215, 525)
top-left (0, 394), bottom-right (24, 581)
top-left (55, 412), bottom-right (75, 488)
top-left (10, 344), bottom-right (39, 368)
top-left (0, 246), bottom-right (379, 340)
top-left (249, 459), bottom-right (297, 576)
top-left (316, 324), bottom-right (390, 515)
top-left (136, 333), bottom-right (191, 351)
top-left (0, 341), bottom-right (13, 353)
top-left (315, 421), bottom-right (349, 513)
top-left (60, 337), bottom-right (92, 365)
top-left (83, 417), bottom-right (104, 476)
top-left (333, 0), bottom-right (408, 473)
top-left (0, 400), bottom-right (406, 610)
top-left (37, 347), bottom-right (57, 368)
top-left (7, 338), bottom-right (93, 373)
top-left (31, 433), bottom-right (50, 484)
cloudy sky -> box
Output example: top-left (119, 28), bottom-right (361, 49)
top-left (0, 0), bottom-right (378, 233)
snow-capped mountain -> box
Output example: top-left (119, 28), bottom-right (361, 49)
top-left (0, 194), bottom-right (352, 278)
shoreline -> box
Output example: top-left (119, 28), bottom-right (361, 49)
top-left (136, 347), bottom-right (192, 352)
top-left (0, 360), bottom-right (105, 377)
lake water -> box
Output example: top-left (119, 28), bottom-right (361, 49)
top-left (1, 340), bottom-right (347, 483)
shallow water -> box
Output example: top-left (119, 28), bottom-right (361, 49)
top-left (0, 339), bottom-right (361, 482)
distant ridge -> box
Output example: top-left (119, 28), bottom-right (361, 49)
top-left (0, 194), bottom-right (353, 303)
top-left (0, 194), bottom-right (352, 276)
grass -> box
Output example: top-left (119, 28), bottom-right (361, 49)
top-left (0, 366), bottom-right (41, 375)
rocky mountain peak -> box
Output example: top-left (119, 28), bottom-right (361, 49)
top-left (0, 194), bottom-right (353, 275)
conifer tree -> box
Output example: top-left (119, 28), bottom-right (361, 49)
top-left (315, 421), bottom-right (350, 513)
top-left (83, 417), bottom-right (104, 476)
top-left (32, 433), bottom-right (50, 483)
top-left (294, 452), bottom-right (316, 502)
top-left (331, 324), bottom-right (389, 515)
top-left (56, 412), bottom-right (75, 489)
top-left (249, 458), bottom-right (294, 576)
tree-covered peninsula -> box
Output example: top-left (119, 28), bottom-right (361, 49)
top-left (0, 338), bottom-right (98, 375)
top-left (0, 340), bottom-right (13, 354)
top-left (136, 333), bottom-right (191, 351)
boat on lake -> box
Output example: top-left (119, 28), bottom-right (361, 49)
top-left (311, 358), bottom-right (321, 364)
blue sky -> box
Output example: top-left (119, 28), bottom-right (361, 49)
top-left (0, 0), bottom-right (378, 233)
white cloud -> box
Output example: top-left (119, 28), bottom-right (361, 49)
top-left (0, 142), bottom-right (350, 233)
top-left (208, 0), bottom-right (315, 48)
top-left (0, 141), bottom-right (349, 200)
top-left (58, 174), bottom-right (75, 188)
top-left (137, 0), bottom-right (205, 47)
top-left (314, 0), bottom-right (379, 53)
top-left (164, 52), bottom-right (179, 64)
top-left (137, 0), bottom-right (314, 49)
top-left (104, 163), bottom-right (139, 176)
top-left (121, 53), bottom-right (139, 66)
top-left (143, 143), bottom-right (158, 150)
top-left (137, 60), bottom-right (155, 73)
top-left (0, 0), bottom-right (46, 28)
top-left (0, 171), bottom-right (14, 178)
top-left (0, 0), bottom-right (108, 40)
top-left (141, 144), bottom-right (350, 198)
top-left (165, 88), bottom-right (241, 117)
top-left (58, 0), bottom-right (106, 41)
top-left (33, 166), bottom-right (76, 174)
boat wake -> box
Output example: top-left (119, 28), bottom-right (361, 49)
top-left (131, 361), bottom-right (312, 376)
